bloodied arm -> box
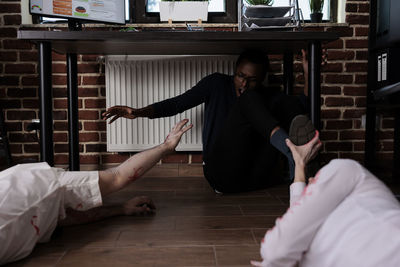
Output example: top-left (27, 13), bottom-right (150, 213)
top-left (98, 119), bottom-right (193, 197)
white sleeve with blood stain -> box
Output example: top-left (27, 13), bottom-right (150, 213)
top-left (258, 159), bottom-right (363, 267)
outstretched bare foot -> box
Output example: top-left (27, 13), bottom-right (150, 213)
top-left (123, 196), bottom-right (156, 216)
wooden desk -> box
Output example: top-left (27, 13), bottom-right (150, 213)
top-left (18, 30), bottom-right (339, 170)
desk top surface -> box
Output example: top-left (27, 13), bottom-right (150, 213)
top-left (18, 30), bottom-right (340, 55)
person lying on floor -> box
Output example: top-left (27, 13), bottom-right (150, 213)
top-left (0, 119), bottom-right (193, 265)
top-left (251, 130), bottom-right (400, 267)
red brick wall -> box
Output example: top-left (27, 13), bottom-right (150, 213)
top-left (0, 0), bottom-right (394, 170)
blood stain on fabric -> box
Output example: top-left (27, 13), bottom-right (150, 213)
top-left (292, 201), bottom-right (300, 206)
top-left (30, 216), bottom-right (40, 235)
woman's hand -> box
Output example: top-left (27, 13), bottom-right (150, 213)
top-left (102, 105), bottom-right (138, 123)
top-left (286, 130), bottom-right (322, 167)
top-left (163, 119), bottom-right (193, 153)
top-left (123, 196), bottom-right (156, 216)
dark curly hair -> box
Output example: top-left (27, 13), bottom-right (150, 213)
top-left (236, 50), bottom-right (269, 79)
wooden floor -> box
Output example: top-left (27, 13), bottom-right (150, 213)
top-left (8, 165), bottom-right (290, 267)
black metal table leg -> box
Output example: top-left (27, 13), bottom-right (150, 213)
top-left (283, 52), bottom-right (294, 95)
top-left (38, 42), bottom-right (54, 166)
top-left (364, 105), bottom-right (376, 170)
top-left (0, 106), bottom-right (12, 166)
top-left (67, 53), bottom-right (80, 171)
top-left (308, 41), bottom-right (322, 130)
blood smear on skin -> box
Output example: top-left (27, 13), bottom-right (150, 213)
top-left (128, 167), bottom-right (143, 181)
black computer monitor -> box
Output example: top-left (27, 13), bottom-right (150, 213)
top-left (29, 0), bottom-right (126, 25)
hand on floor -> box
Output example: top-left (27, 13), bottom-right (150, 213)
top-left (123, 196), bottom-right (156, 216)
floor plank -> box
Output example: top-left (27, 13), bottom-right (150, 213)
top-left (240, 205), bottom-right (287, 216)
top-left (175, 215), bottom-right (277, 230)
top-left (215, 246), bottom-right (262, 266)
top-left (117, 229), bottom-right (256, 247)
top-left (56, 247), bottom-right (216, 267)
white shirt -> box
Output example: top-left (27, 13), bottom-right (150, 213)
top-left (0, 162), bottom-right (101, 265)
top-left (0, 163), bottom-right (64, 264)
top-left (259, 159), bottom-right (400, 267)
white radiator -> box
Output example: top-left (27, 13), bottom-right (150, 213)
top-left (105, 55), bottom-right (237, 152)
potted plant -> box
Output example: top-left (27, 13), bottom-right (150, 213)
top-left (309, 0), bottom-right (324, 23)
top-left (159, 0), bottom-right (209, 23)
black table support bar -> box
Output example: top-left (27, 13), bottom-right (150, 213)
top-left (67, 53), bottom-right (80, 171)
top-left (308, 41), bottom-right (322, 130)
top-left (365, 106), bottom-right (376, 169)
top-left (393, 109), bottom-right (400, 183)
top-left (38, 42), bottom-right (54, 166)
top-left (283, 52), bottom-right (294, 95)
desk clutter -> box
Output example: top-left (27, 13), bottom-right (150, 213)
top-left (240, 2), bottom-right (303, 31)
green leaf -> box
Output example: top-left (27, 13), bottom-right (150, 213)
top-left (309, 0), bottom-right (324, 13)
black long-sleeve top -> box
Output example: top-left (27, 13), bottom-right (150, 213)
top-left (151, 73), bottom-right (236, 161)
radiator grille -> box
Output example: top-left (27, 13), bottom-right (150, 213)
top-left (105, 55), bottom-right (236, 151)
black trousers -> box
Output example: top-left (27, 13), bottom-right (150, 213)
top-left (203, 89), bottom-right (306, 193)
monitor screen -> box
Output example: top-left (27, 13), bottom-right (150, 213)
top-left (29, 0), bottom-right (126, 25)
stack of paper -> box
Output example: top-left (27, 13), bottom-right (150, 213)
top-left (241, 5), bottom-right (295, 31)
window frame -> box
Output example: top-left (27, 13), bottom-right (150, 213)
top-left (132, 0), bottom-right (237, 23)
